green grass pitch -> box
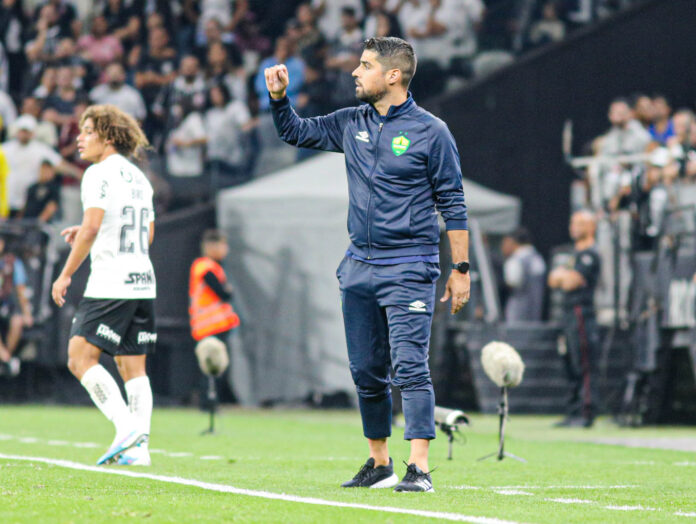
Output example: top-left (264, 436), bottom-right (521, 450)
top-left (2, 405), bottom-right (696, 523)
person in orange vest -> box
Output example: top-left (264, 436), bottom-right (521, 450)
top-left (189, 229), bottom-right (240, 342)
top-left (189, 229), bottom-right (240, 407)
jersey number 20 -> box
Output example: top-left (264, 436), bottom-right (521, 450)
top-left (120, 206), bottom-right (149, 254)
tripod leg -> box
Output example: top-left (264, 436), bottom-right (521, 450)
top-left (202, 375), bottom-right (218, 435)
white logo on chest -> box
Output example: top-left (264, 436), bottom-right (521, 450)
top-left (355, 131), bottom-right (370, 143)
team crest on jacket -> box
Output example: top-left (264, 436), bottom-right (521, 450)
top-left (391, 133), bottom-right (411, 156)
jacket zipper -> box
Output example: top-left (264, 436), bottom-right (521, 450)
top-left (366, 121), bottom-right (384, 259)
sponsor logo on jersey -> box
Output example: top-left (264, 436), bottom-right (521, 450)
top-left (96, 323), bottom-right (121, 345)
top-left (124, 271), bottom-right (155, 285)
top-left (137, 331), bottom-right (157, 344)
top-left (120, 167), bottom-right (133, 183)
top-left (131, 189), bottom-right (144, 200)
top-left (408, 300), bottom-right (427, 312)
top-left (100, 180), bottom-right (108, 199)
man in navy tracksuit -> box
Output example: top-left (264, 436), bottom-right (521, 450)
top-left (265, 37), bottom-right (470, 492)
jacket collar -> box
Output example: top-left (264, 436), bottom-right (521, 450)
top-left (369, 92), bottom-right (416, 119)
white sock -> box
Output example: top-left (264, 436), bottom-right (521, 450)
top-left (80, 365), bottom-right (134, 437)
top-left (125, 375), bottom-right (153, 449)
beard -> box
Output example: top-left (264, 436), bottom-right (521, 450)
top-left (356, 84), bottom-right (387, 105)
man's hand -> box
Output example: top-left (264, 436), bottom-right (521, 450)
top-left (440, 271), bottom-right (471, 314)
top-left (264, 64), bottom-right (289, 99)
top-left (60, 225), bottom-right (80, 246)
top-left (22, 312), bottom-right (34, 328)
top-left (52, 275), bottom-right (71, 307)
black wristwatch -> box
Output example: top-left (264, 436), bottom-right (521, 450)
top-left (451, 261), bottom-right (470, 274)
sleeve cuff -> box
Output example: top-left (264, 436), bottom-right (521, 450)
top-left (445, 219), bottom-right (468, 231)
top-left (269, 94), bottom-right (290, 106)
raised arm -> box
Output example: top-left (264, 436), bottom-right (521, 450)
top-left (265, 64), bottom-right (355, 152)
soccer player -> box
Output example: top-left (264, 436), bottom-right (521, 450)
top-left (52, 105), bottom-right (157, 466)
top-left (265, 37), bottom-right (470, 492)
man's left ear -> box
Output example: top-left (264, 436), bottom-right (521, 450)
top-left (388, 69), bottom-right (401, 86)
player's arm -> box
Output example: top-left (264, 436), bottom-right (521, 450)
top-left (265, 64), bottom-right (353, 152)
top-left (51, 207), bottom-right (104, 307)
top-left (548, 267), bottom-right (586, 291)
top-left (149, 221), bottom-right (154, 246)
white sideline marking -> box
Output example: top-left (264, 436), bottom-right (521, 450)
top-left (604, 505), bottom-right (656, 512)
top-left (0, 454), bottom-right (522, 524)
top-left (47, 440), bottom-right (69, 446)
top-left (545, 498), bottom-right (593, 504)
top-left (494, 490), bottom-right (533, 496)
top-left (451, 485), bottom-right (636, 491)
top-left (18, 437), bottom-right (38, 444)
top-left (675, 511), bottom-right (696, 517)
top-left (168, 452), bottom-right (193, 458)
top-left (73, 442), bottom-right (99, 449)
top-left (200, 455), bottom-right (224, 460)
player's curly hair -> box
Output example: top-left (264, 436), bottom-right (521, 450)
top-left (79, 104), bottom-right (150, 160)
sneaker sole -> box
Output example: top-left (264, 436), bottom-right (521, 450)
top-left (97, 433), bottom-right (147, 466)
top-left (394, 487), bottom-right (435, 493)
top-left (369, 473), bottom-right (399, 489)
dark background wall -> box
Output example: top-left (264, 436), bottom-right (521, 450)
top-left (428, 0), bottom-right (696, 255)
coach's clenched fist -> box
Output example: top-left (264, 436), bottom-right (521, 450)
top-left (264, 64), bottom-right (289, 99)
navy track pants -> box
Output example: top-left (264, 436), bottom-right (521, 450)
top-left (337, 256), bottom-right (440, 440)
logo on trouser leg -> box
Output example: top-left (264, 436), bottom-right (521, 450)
top-left (408, 300), bottom-right (427, 312)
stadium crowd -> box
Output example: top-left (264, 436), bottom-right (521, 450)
top-left (0, 0), bottom-right (649, 376)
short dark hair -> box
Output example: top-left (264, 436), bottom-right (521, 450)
top-left (511, 226), bottom-right (532, 245)
top-left (202, 229), bottom-right (226, 248)
top-left (363, 37), bottom-right (417, 88)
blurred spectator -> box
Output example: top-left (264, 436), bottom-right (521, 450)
top-left (33, 0), bottom-right (77, 39)
top-left (32, 65), bottom-right (58, 100)
top-left (597, 98), bottom-right (651, 157)
top-left (0, 88), bottom-right (17, 139)
top-left (0, 142), bottom-right (8, 218)
top-left (205, 41), bottom-right (247, 104)
top-left (133, 26), bottom-right (178, 106)
top-left (54, 37), bottom-right (91, 91)
top-left (76, 15), bottom-right (123, 69)
top-left (0, 0), bottom-right (29, 96)
top-left (311, 0), bottom-right (364, 42)
top-left (648, 95), bottom-right (674, 145)
top-left (25, 4), bottom-right (63, 74)
top-left (8, 96), bottom-right (57, 147)
top-left (324, 7), bottom-right (361, 109)
top-left (194, 18), bottom-right (243, 65)
top-left (204, 83), bottom-right (253, 189)
top-left (233, 12), bottom-right (272, 71)
top-left (165, 98), bottom-right (208, 206)
top-left (631, 93), bottom-right (653, 129)
top-left (254, 36), bottom-right (305, 111)
top-left (294, 3), bottom-right (328, 61)
top-left (154, 55), bottom-right (208, 126)
top-left (89, 62), bottom-right (146, 121)
top-left (20, 160), bottom-right (60, 222)
top-left (42, 65), bottom-right (82, 128)
top-left (0, 235), bottom-right (33, 374)
top-left (196, 0), bottom-right (248, 37)
top-left (364, 0), bottom-right (403, 39)
top-left (57, 98), bottom-right (90, 171)
top-left (2, 114), bottom-right (80, 215)
top-left (502, 227), bottom-right (547, 322)
top-left (528, 1), bottom-right (565, 48)
top-left (102, 0), bottom-right (141, 52)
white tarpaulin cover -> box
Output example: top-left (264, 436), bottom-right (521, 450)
top-left (217, 152), bottom-right (520, 405)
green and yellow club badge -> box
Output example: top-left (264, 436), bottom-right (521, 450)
top-left (391, 133), bottom-right (411, 156)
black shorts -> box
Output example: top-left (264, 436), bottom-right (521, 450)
top-left (70, 297), bottom-right (157, 356)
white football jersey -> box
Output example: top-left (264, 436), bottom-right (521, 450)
top-left (81, 154), bottom-right (156, 299)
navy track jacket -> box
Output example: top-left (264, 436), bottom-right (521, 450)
top-left (270, 93), bottom-right (468, 259)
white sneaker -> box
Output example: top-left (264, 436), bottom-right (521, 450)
top-left (116, 443), bottom-right (151, 466)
